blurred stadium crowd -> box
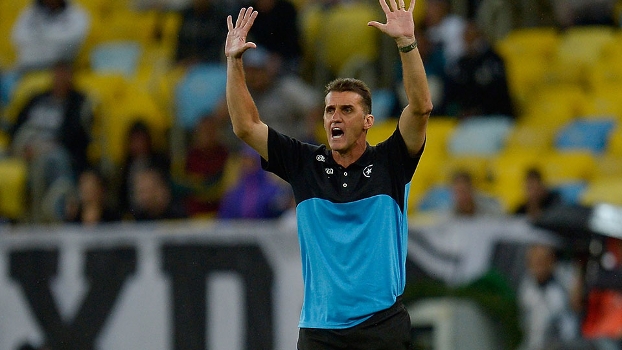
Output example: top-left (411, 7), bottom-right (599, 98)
top-left (1, 0), bottom-right (622, 348)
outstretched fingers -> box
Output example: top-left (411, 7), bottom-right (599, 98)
top-left (377, 0), bottom-right (390, 13)
top-left (243, 7), bottom-right (258, 29)
top-left (388, 0), bottom-right (399, 11)
top-left (225, 7), bottom-right (258, 58)
top-left (378, 0), bottom-right (412, 14)
top-left (227, 14), bottom-right (233, 31)
top-left (235, 8), bottom-right (245, 28)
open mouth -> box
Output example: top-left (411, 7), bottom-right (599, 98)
top-left (331, 127), bottom-right (344, 139)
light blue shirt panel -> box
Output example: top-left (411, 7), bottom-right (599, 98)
top-left (296, 191), bottom-right (410, 329)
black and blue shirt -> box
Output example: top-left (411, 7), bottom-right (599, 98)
top-left (262, 125), bottom-right (423, 329)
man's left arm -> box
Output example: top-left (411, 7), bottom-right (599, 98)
top-left (369, 0), bottom-right (433, 156)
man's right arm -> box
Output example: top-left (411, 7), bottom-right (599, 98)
top-left (225, 8), bottom-right (269, 160)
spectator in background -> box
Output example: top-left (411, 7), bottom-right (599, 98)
top-left (423, 0), bottom-right (467, 71)
top-left (247, 0), bottom-right (302, 73)
top-left (9, 61), bottom-right (92, 222)
top-left (553, 0), bottom-right (616, 27)
top-left (243, 46), bottom-right (322, 143)
top-left (578, 237), bottom-right (622, 350)
top-left (218, 145), bottom-right (292, 219)
top-left (450, 170), bottom-right (503, 218)
top-left (476, 0), bottom-right (560, 44)
top-left (175, 0), bottom-right (230, 65)
top-left (177, 114), bottom-right (231, 216)
top-left (540, 236), bottom-right (622, 350)
top-left (130, 167), bottom-right (187, 221)
top-left (442, 20), bottom-right (514, 118)
top-left (11, 0), bottom-right (90, 71)
top-left (517, 243), bottom-right (580, 350)
top-left (413, 30), bottom-right (447, 113)
top-left (64, 168), bottom-right (121, 225)
top-left (514, 168), bottom-right (562, 222)
top-left (118, 121), bottom-right (170, 216)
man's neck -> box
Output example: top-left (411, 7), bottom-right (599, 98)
top-left (331, 144), bottom-right (366, 168)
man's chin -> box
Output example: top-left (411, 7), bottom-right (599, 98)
top-left (327, 140), bottom-right (345, 152)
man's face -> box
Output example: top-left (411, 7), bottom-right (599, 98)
top-left (452, 177), bottom-right (475, 213)
top-left (527, 244), bottom-right (555, 283)
top-left (526, 176), bottom-right (546, 201)
top-left (323, 91), bottom-right (372, 153)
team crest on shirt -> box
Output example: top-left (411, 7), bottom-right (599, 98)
top-left (316, 155), bottom-right (325, 162)
top-left (363, 164), bottom-right (373, 178)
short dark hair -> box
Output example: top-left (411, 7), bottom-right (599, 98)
top-left (324, 78), bottom-right (372, 114)
top-left (525, 167), bottom-right (543, 181)
top-left (451, 170), bottom-right (472, 185)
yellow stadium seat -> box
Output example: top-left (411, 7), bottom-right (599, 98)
top-left (408, 131), bottom-right (453, 209)
top-left (519, 84), bottom-right (586, 129)
top-left (587, 60), bottom-right (622, 89)
top-left (595, 154), bottom-right (622, 178)
top-left (74, 71), bottom-right (130, 164)
top-left (318, 2), bottom-right (381, 76)
top-left (0, 157), bottom-right (28, 220)
top-left (77, 9), bottom-right (158, 68)
top-left (425, 117), bottom-right (458, 156)
top-left (581, 176), bottom-right (622, 206)
top-left (442, 155), bottom-right (491, 189)
top-left (102, 85), bottom-right (172, 165)
top-left (367, 119), bottom-right (398, 146)
top-left (75, 71), bottom-right (128, 108)
top-left (74, 0), bottom-right (132, 18)
top-left (607, 125), bottom-right (622, 156)
top-left (556, 26), bottom-right (615, 67)
top-left (540, 150), bottom-right (596, 186)
top-left (488, 149), bottom-right (542, 211)
top-left (3, 70), bottom-right (54, 124)
top-left (504, 124), bottom-right (555, 152)
top-left (0, 0), bottom-right (31, 67)
top-left (583, 84), bottom-right (622, 119)
top-left (493, 180), bottom-right (525, 213)
top-left (551, 27), bottom-right (616, 88)
top-left (496, 27), bottom-right (560, 62)
top-left (150, 11), bottom-right (182, 62)
top-left (497, 27), bottom-right (559, 109)
top-left (299, 3), bottom-right (324, 67)
top-left (542, 57), bottom-right (586, 86)
top-left (408, 150), bottom-right (448, 214)
top-left (599, 31), bottom-right (622, 64)
top-left (503, 56), bottom-right (551, 114)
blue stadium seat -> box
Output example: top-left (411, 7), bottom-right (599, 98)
top-left (90, 41), bottom-right (142, 78)
top-left (418, 185), bottom-right (453, 212)
top-left (0, 70), bottom-right (20, 107)
top-left (448, 116), bottom-right (514, 156)
top-left (371, 88), bottom-right (396, 122)
top-left (174, 63), bottom-right (227, 129)
top-left (555, 118), bottom-right (617, 154)
top-left (553, 181), bottom-right (588, 205)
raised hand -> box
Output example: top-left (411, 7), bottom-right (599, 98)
top-left (225, 7), bottom-right (259, 59)
top-left (367, 0), bottom-right (416, 44)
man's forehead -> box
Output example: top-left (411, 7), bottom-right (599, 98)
top-left (325, 91), bottom-right (363, 106)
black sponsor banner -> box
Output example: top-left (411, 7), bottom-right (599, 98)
top-left (0, 224), bottom-right (291, 350)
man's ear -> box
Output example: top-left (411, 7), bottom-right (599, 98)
top-left (364, 114), bottom-right (374, 130)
